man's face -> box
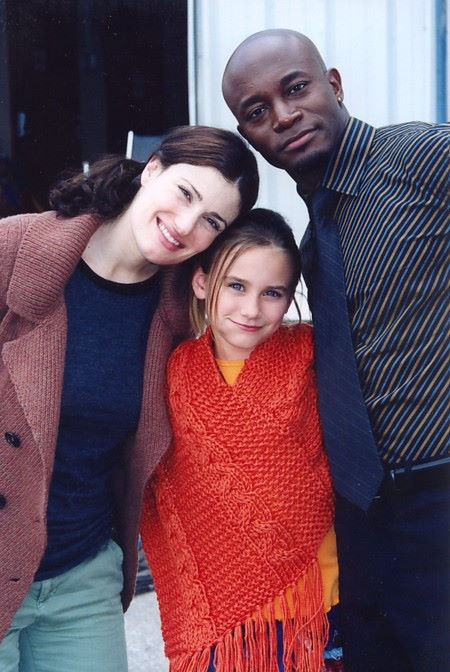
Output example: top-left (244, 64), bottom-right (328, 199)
top-left (223, 35), bottom-right (348, 186)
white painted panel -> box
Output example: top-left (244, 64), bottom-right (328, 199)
top-left (188, 0), bottom-right (441, 317)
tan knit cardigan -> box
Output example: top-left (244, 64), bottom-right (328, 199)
top-left (0, 211), bottom-right (189, 642)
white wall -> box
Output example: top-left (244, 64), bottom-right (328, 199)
top-left (188, 0), bottom-right (443, 316)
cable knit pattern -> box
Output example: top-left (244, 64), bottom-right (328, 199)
top-left (141, 323), bottom-right (334, 671)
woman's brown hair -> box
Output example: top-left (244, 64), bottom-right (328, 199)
top-left (49, 126), bottom-right (259, 220)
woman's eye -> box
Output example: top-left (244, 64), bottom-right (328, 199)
top-left (179, 186), bottom-right (192, 201)
top-left (205, 217), bottom-right (221, 232)
top-left (229, 282), bottom-right (244, 291)
top-left (265, 289), bottom-right (282, 298)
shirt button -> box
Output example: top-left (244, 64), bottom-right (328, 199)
top-left (5, 432), bottom-right (21, 447)
top-left (0, 495), bottom-right (6, 509)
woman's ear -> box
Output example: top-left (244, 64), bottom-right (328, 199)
top-left (141, 156), bottom-right (163, 186)
top-left (192, 267), bottom-right (208, 300)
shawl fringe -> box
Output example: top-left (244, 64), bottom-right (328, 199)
top-left (169, 560), bottom-right (329, 672)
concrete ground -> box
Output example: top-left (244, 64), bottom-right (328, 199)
top-left (125, 590), bottom-right (168, 672)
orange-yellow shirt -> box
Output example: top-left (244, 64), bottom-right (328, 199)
top-left (216, 357), bottom-right (339, 616)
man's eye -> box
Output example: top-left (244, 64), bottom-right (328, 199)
top-left (247, 106), bottom-right (266, 121)
top-left (179, 186), bottom-right (192, 201)
top-left (287, 82), bottom-right (306, 95)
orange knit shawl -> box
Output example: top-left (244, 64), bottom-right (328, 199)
top-left (141, 323), bottom-right (334, 671)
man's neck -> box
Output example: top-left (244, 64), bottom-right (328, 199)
top-left (287, 156), bottom-right (328, 199)
top-left (290, 171), bottom-right (322, 201)
top-left (291, 113), bottom-right (351, 199)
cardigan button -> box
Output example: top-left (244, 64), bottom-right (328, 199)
top-left (5, 432), bottom-right (21, 447)
top-left (0, 494), bottom-right (6, 509)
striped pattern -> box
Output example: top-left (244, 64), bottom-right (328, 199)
top-left (323, 118), bottom-right (449, 466)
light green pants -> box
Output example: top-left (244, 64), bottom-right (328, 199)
top-left (0, 539), bottom-right (128, 672)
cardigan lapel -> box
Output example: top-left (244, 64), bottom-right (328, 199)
top-left (7, 212), bottom-right (100, 322)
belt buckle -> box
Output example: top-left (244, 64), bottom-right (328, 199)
top-left (372, 469), bottom-right (402, 500)
top-left (388, 466), bottom-right (411, 493)
top-left (373, 458), bottom-right (450, 501)
top-left (386, 458), bottom-right (450, 495)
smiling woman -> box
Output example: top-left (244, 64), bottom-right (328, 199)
top-left (0, 125), bottom-right (258, 671)
top-left (50, 125), bottom-right (259, 282)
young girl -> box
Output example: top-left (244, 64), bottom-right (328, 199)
top-left (141, 208), bottom-right (339, 671)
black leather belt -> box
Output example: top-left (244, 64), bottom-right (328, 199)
top-left (377, 456), bottom-right (450, 496)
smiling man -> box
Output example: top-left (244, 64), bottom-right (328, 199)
top-left (223, 29), bottom-right (449, 672)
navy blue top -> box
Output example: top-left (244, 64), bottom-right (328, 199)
top-left (36, 260), bottom-right (160, 580)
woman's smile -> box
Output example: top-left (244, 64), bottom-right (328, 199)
top-left (157, 219), bottom-right (184, 249)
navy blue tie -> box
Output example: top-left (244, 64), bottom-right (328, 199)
top-left (301, 186), bottom-right (384, 510)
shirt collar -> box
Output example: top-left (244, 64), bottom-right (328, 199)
top-left (322, 117), bottom-right (376, 196)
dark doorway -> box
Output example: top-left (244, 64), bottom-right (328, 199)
top-left (2, 0), bottom-right (188, 212)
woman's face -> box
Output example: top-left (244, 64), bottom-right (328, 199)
top-left (125, 158), bottom-right (242, 269)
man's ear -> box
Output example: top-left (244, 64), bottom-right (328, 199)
top-left (140, 155), bottom-right (163, 186)
top-left (192, 267), bottom-right (208, 300)
top-left (327, 67), bottom-right (344, 101)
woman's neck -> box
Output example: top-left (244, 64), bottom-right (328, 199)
top-left (82, 220), bottom-right (159, 283)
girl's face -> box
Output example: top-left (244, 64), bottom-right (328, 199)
top-left (124, 158), bottom-right (241, 270)
top-left (193, 244), bottom-right (293, 360)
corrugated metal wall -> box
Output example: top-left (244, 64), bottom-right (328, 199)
top-left (188, 0), bottom-right (444, 316)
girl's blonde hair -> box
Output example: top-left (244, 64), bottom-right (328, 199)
top-left (190, 208), bottom-right (301, 335)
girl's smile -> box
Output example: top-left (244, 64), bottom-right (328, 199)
top-left (228, 319), bottom-right (263, 332)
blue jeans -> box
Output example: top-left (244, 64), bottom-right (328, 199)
top-left (0, 539), bottom-right (128, 672)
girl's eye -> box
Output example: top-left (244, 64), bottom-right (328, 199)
top-left (264, 289), bottom-right (283, 298)
top-left (179, 186), bottom-right (192, 202)
top-left (228, 282), bottom-right (244, 291)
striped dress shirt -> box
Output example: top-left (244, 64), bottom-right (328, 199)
top-left (305, 117), bottom-right (449, 467)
